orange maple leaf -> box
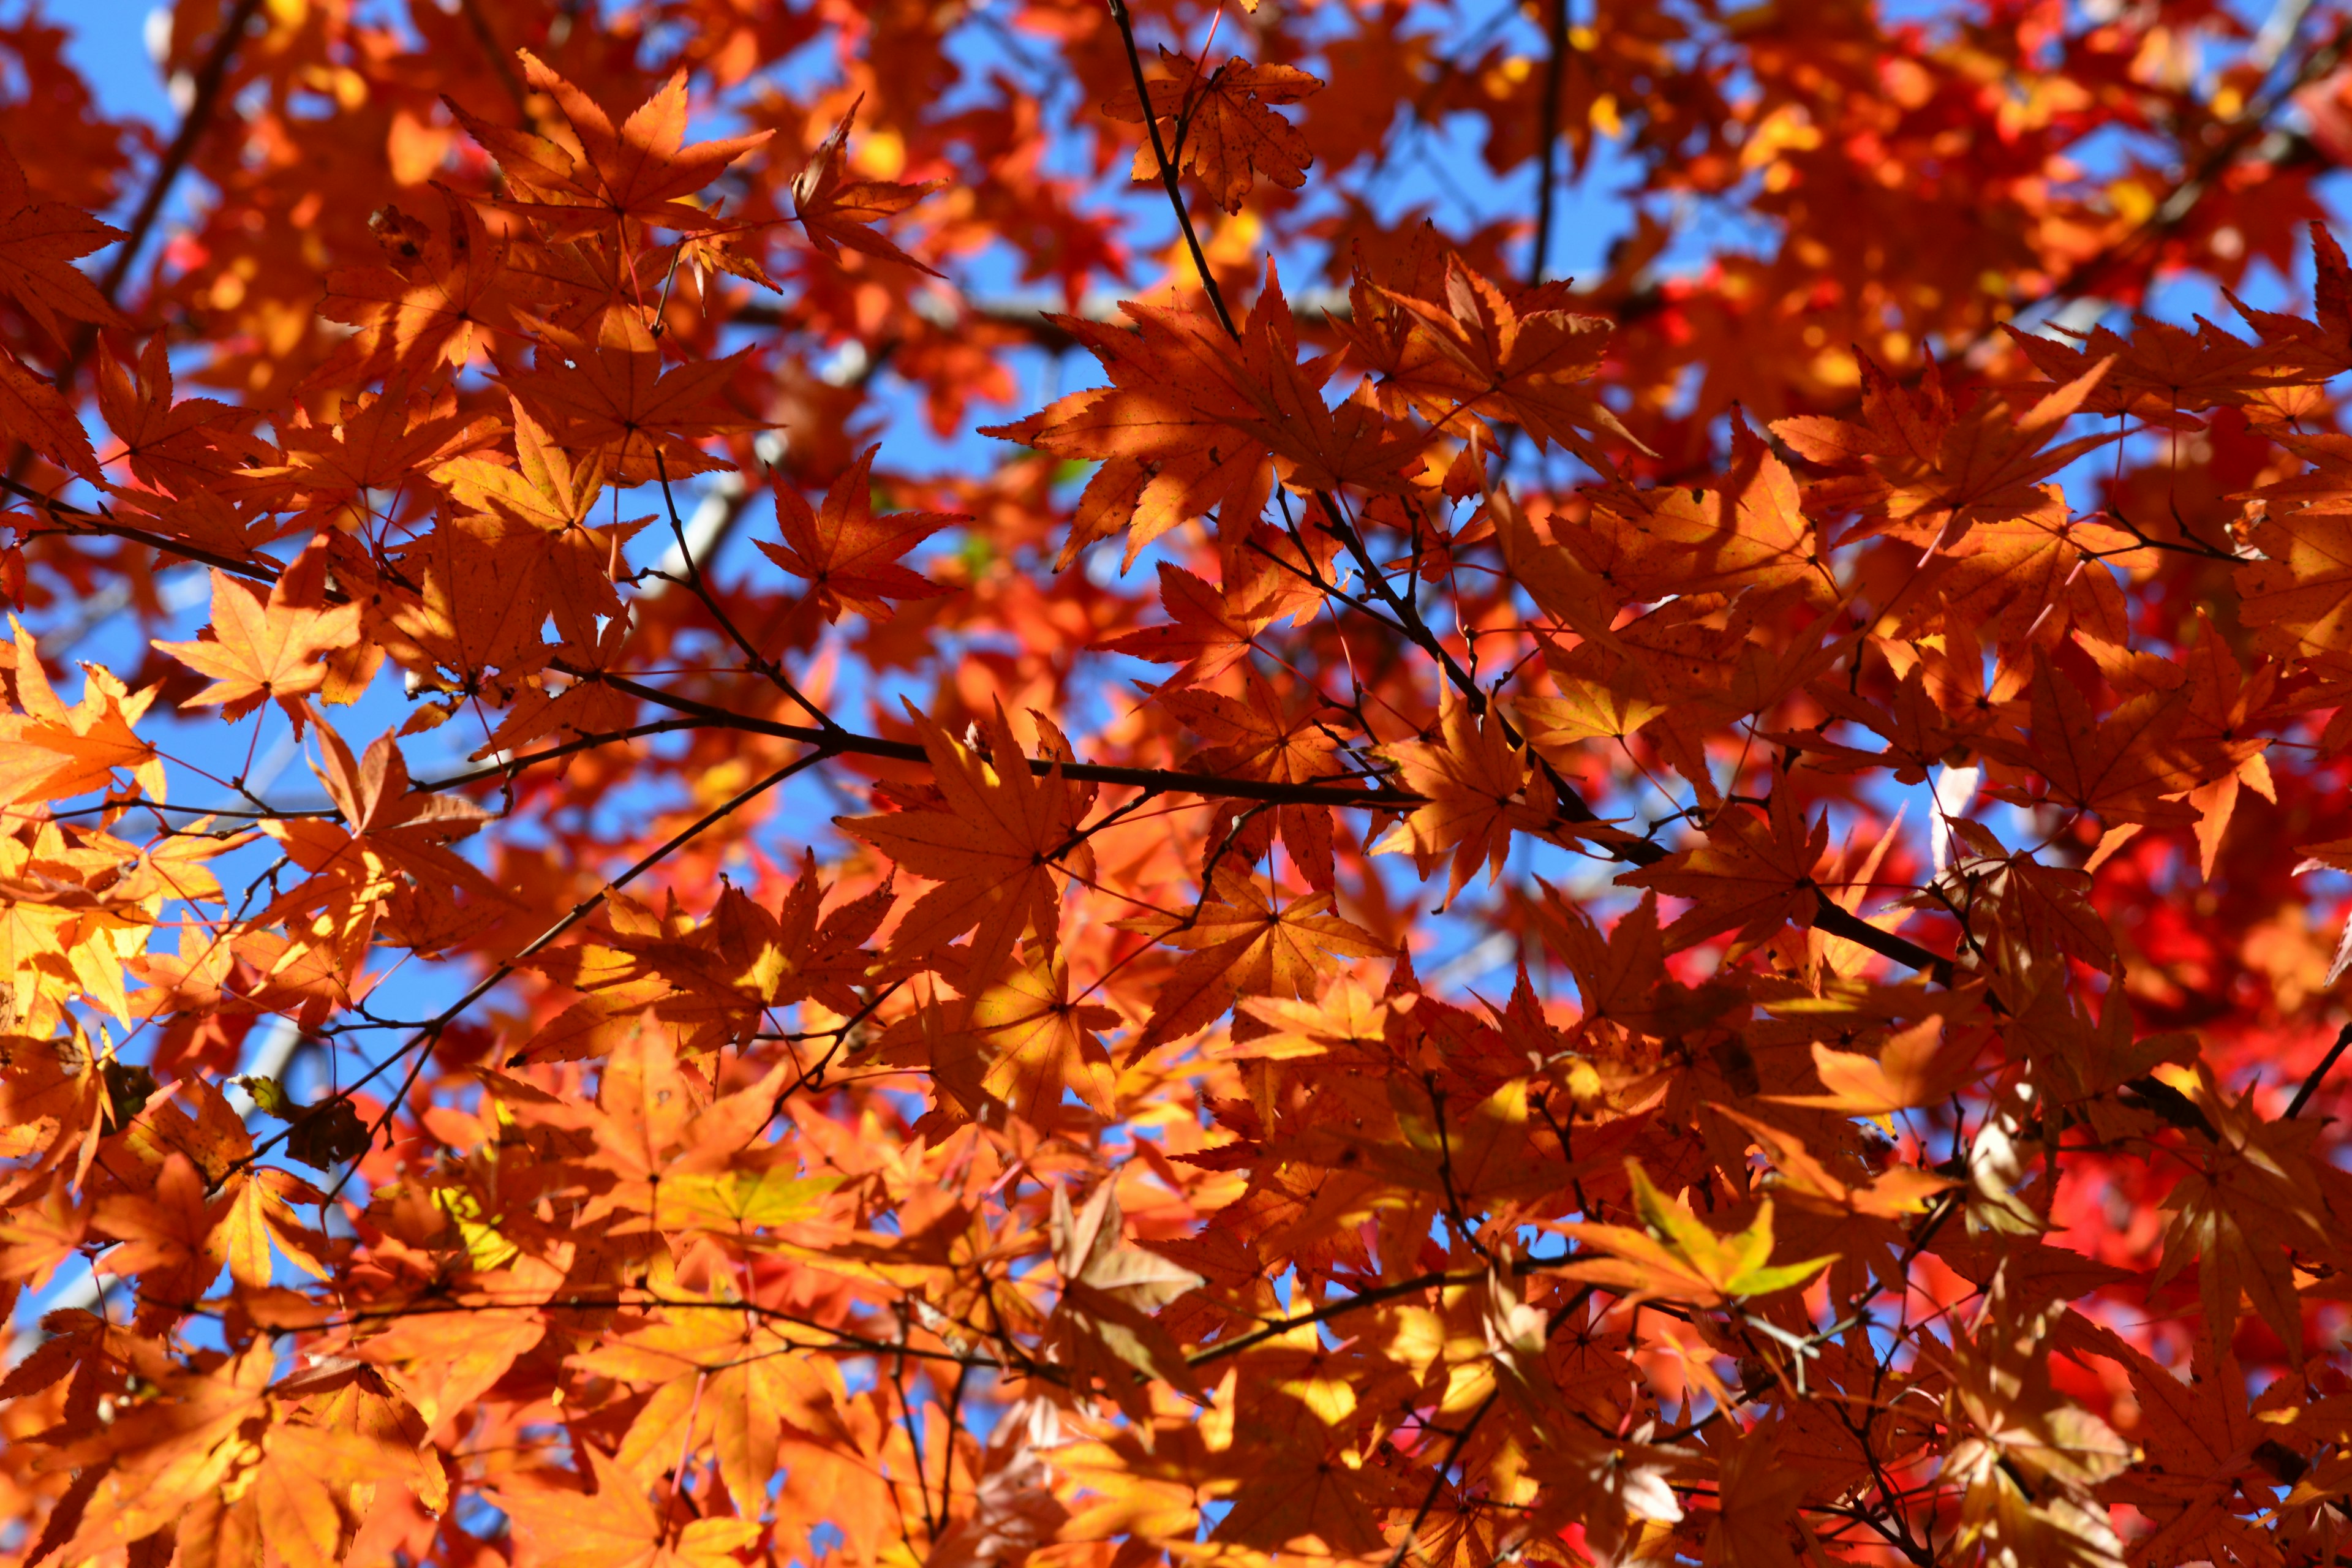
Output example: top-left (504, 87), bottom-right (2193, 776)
top-left (96, 333), bottom-right (273, 500)
top-left (916, 943), bottom-right (1125, 1120)
top-left (569, 1296), bottom-right (851, 1517)
top-left (1104, 50), bottom-right (1324, 214)
top-left (2237, 431), bottom-right (2352, 674)
top-left (0, 346), bottom-right (97, 478)
top-left (1123, 865), bottom-right (1387, 1049)
top-left (1374, 693), bottom-right (1561, 905)
top-left (0, 620), bottom-right (162, 805)
top-left (503, 1446), bottom-right (761, 1568)
top-left (982, 301), bottom-right (1274, 564)
top-left (757, 445), bottom-right (962, 620)
top-left (1619, 786), bottom-right (1830, 952)
top-left (1773, 351), bottom-right (2119, 549)
top-left (251, 382), bottom-right (500, 519)
top-left (258, 724), bottom-right (518, 971)
top-left (154, 566), bottom-right (361, 727)
top-left (1094, 562), bottom-right (1280, 688)
top-left (0, 133), bottom-right (127, 347)
top-left (1161, 666), bottom-right (1343, 887)
top-left (2003, 313), bottom-right (2312, 424)
top-left (1344, 252), bottom-right (1645, 470)
top-left (434, 397), bottom-right (644, 645)
top-left (839, 703), bottom-right (1088, 982)
top-left (448, 52), bottom-right (771, 236)
top-left (503, 312), bottom-right (758, 484)
top-left (790, 97), bottom-right (943, 274)
top-left (1768, 1018), bottom-right (1987, 1115)
top-left (306, 184), bottom-right (517, 390)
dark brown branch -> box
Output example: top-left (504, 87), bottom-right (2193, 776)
top-left (2285, 1022), bottom-right (2352, 1118)
top-left (4, 476), bottom-right (281, 584)
top-left (1104, 0), bottom-right (1240, 339)
top-left (1188, 1270), bottom-right (1477, 1368)
top-left (1529, 0), bottom-right (1569, 288)
top-left (1383, 1387), bottom-right (1498, 1568)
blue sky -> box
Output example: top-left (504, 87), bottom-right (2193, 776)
top-left (58, 0), bottom-right (172, 123)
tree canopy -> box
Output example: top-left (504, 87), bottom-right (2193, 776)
top-left (5, 1), bottom-right (2352, 1565)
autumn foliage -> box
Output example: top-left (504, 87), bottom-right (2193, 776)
top-left (13, 0), bottom-right (2352, 1564)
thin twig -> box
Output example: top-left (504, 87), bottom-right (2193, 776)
top-left (222, 746), bottom-right (832, 1196)
top-left (2286, 1022), bottom-right (2352, 1118)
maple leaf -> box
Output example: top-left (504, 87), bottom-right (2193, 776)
top-left (1373, 692), bottom-right (1561, 905)
top-left (984, 276), bottom-right (1416, 564)
top-left (1943, 1277), bottom-right (2135, 1568)
top-left (944, 942), bottom-right (1122, 1120)
top-left (504, 1446), bottom-right (763, 1568)
top-left (1366, 1074), bottom-right (1571, 1203)
top-left (532, 873), bottom-right (888, 1057)
top-left (379, 510), bottom-right (562, 681)
top-left (1569, 414), bottom-right (1836, 606)
top-left (434, 396), bottom-right (644, 646)
top-left (258, 723), bottom-right (518, 972)
top-left (653, 1165), bottom-right (845, 1235)
top-left (2152, 1061), bottom-right (2336, 1352)
top-left (318, 1320), bottom-right (511, 1476)
top-left (94, 1148), bottom-right (227, 1297)
top-left (502, 1010), bottom-right (708, 1223)
top-left (2236, 432), bottom-right (2352, 673)
top-left (0, 344), bottom-right (97, 478)
top-left (1975, 656), bottom-right (2205, 827)
top-left (1161, 665), bottom-right (1343, 887)
top-left (481, 622), bottom-right (641, 758)
top-left (571, 1294), bottom-right (851, 1515)
top-left (1705, 1429), bottom-right (1816, 1568)
top-left (2222, 222), bottom-right (2352, 379)
top-left (217, 1166), bottom-right (329, 1287)
top-left (1048, 1182), bottom-right (1207, 1416)
top-left (0, 132), bottom-right (127, 346)
top-left (1529, 884), bottom-right (1747, 1043)
top-left (1122, 865), bottom-right (1387, 1050)
top-left (448, 53), bottom-right (771, 236)
top-left (0, 1030), bottom-right (105, 1183)
top-left (1093, 561), bottom-right (1280, 687)
top-left (95, 333), bottom-right (273, 500)
top-left (502, 311), bottom-right (759, 484)
top-left (0, 620), bottom-right (162, 805)
top-left (757, 444), bottom-right (962, 620)
top-left (1767, 1017), bottom-right (1985, 1114)
top-left (1104, 49), bottom-right (1323, 213)
top-left (38, 1343), bottom-right (276, 1561)
top-left (306, 184), bottom-right (516, 390)
top-left (839, 703), bottom-right (1087, 982)
top-left (1619, 787), bottom-right (1830, 952)
top-left (0, 1174), bottom-right (84, 1288)
top-left (1512, 666), bottom-right (1664, 760)
top-left (790, 96), bottom-right (943, 273)
top-left (153, 565), bottom-right (361, 727)
top-left (2082, 1330), bottom-right (2277, 1562)
top-left (1891, 486), bottom-right (2140, 648)
top-left (1773, 351), bottom-right (2119, 548)
top-left (1553, 1162), bottom-right (1833, 1308)
top-left (2003, 313), bottom-right (2315, 423)
top-left (1343, 252), bottom-right (1645, 469)
top-left (1715, 1104), bottom-right (1956, 1219)
top-left (251, 382), bottom-right (500, 518)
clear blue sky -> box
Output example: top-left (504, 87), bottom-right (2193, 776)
top-left (57, 0), bottom-right (173, 124)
